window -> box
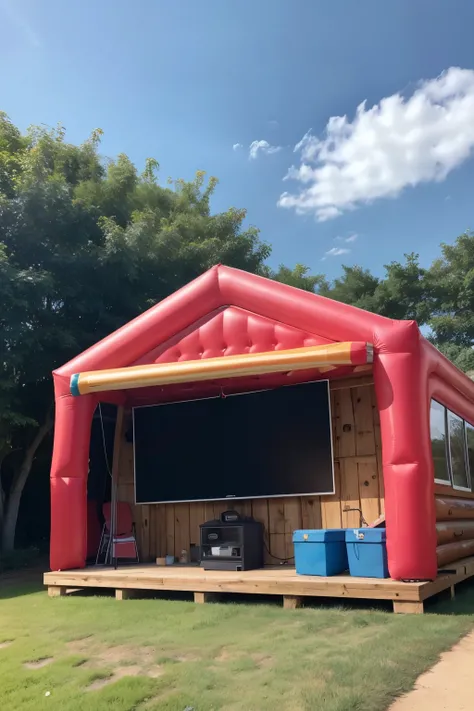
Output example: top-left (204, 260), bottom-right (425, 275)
top-left (448, 411), bottom-right (470, 491)
top-left (466, 423), bottom-right (474, 488)
top-left (430, 400), bottom-right (451, 484)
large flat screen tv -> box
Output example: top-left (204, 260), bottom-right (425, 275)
top-left (133, 380), bottom-right (334, 504)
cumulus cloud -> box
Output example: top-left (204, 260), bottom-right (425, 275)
top-left (249, 140), bottom-right (282, 160)
top-left (233, 143), bottom-right (243, 151)
top-left (278, 67), bottom-right (474, 221)
top-left (336, 233), bottom-right (358, 243)
top-left (326, 247), bottom-right (350, 257)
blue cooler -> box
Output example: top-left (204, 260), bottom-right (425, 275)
top-left (345, 528), bottom-right (389, 578)
top-left (293, 529), bottom-right (348, 576)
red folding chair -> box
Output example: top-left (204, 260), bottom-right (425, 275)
top-left (96, 502), bottom-right (139, 565)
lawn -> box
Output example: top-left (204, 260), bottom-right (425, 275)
top-left (1, 575), bottom-right (474, 711)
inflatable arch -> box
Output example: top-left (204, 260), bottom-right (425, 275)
top-left (50, 265), bottom-right (474, 579)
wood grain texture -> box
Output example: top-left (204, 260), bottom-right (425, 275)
top-left (393, 601), bottom-right (424, 614)
top-left (115, 380), bottom-right (383, 560)
top-left (283, 595), bottom-right (302, 609)
top-left (44, 559), bottom-right (474, 612)
top-left (115, 588), bottom-right (137, 600)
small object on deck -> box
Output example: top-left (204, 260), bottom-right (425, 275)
top-left (179, 549), bottom-right (189, 564)
top-left (283, 595), bottom-right (302, 610)
top-left (156, 557), bottom-right (166, 566)
top-left (200, 516), bottom-right (264, 571)
top-left (165, 555), bottom-right (175, 565)
top-left (346, 528), bottom-right (389, 578)
top-left (293, 529), bottom-right (348, 576)
top-left (190, 544), bottom-right (200, 563)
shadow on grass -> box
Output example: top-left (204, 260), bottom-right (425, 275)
top-left (0, 581), bottom-right (44, 600)
top-left (0, 564), bottom-right (46, 599)
top-left (426, 578), bottom-right (474, 615)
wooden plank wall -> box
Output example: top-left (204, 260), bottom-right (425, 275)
top-left (116, 376), bottom-right (384, 562)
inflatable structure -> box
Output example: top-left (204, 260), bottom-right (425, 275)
top-left (50, 265), bottom-right (474, 580)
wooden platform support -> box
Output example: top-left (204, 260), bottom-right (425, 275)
top-left (283, 595), bottom-right (302, 610)
top-left (115, 588), bottom-right (136, 600)
top-left (194, 592), bottom-right (220, 604)
top-left (44, 557), bottom-right (474, 614)
top-left (393, 601), bottom-right (424, 614)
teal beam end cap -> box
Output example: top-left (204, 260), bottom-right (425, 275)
top-left (70, 373), bottom-right (81, 396)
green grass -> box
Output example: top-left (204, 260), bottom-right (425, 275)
top-left (1, 577), bottom-right (474, 711)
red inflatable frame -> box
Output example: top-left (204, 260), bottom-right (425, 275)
top-left (50, 265), bottom-right (474, 580)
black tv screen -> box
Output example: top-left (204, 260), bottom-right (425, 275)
top-left (133, 381), bottom-right (334, 504)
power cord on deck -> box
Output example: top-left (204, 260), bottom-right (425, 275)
top-left (263, 529), bottom-right (294, 565)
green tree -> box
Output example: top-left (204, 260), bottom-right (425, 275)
top-left (264, 263), bottom-right (329, 293)
top-left (424, 232), bottom-right (474, 370)
top-left (372, 253), bottom-right (429, 322)
top-left (319, 265), bottom-right (380, 312)
top-left (0, 116), bottom-right (273, 551)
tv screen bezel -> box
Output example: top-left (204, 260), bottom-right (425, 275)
top-left (132, 379), bottom-right (335, 505)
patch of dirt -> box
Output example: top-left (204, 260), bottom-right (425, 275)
top-left (215, 647), bottom-right (241, 663)
top-left (0, 641), bottom-right (13, 649)
top-left (86, 664), bottom-right (163, 691)
top-left (174, 653), bottom-right (199, 663)
top-left (24, 657), bottom-right (54, 669)
top-left (70, 642), bottom-right (165, 686)
top-left (86, 676), bottom-right (114, 691)
top-left (138, 690), bottom-right (177, 709)
top-left (145, 666), bottom-right (164, 678)
top-left (214, 648), bottom-right (273, 668)
top-left (97, 644), bottom-right (157, 666)
top-left (389, 631), bottom-right (474, 710)
top-left (66, 637), bottom-right (94, 654)
top-left (251, 653), bottom-right (274, 668)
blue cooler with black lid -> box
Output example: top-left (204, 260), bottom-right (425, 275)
top-left (293, 529), bottom-right (348, 576)
top-left (345, 527), bottom-right (389, 578)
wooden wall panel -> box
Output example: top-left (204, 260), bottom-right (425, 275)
top-left (116, 378), bottom-right (384, 561)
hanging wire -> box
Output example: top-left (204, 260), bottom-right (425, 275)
top-left (98, 403), bottom-right (117, 568)
top-left (98, 403), bottom-right (112, 478)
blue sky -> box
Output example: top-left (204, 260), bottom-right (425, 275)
top-left (1, 0), bottom-right (474, 280)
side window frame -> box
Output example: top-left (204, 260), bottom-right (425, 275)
top-left (430, 400), bottom-right (452, 486)
top-left (447, 410), bottom-right (470, 493)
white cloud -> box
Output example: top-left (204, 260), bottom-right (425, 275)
top-left (278, 67), bottom-right (474, 221)
top-left (325, 247), bottom-right (350, 257)
top-left (233, 143), bottom-right (243, 151)
top-left (249, 140), bottom-right (282, 160)
top-left (336, 233), bottom-right (358, 243)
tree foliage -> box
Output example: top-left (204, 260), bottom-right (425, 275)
top-left (0, 115), bottom-right (272, 550)
top-left (1, 111), bottom-right (473, 550)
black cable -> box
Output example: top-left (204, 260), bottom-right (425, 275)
top-left (263, 528), bottom-right (294, 564)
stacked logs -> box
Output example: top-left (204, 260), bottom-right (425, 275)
top-left (436, 497), bottom-right (474, 567)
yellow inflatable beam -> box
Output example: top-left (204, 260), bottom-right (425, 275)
top-left (70, 342), bottom-right (373, 396)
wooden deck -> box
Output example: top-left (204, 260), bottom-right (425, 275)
top-left (44, 557), bottom-right (474, 613)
